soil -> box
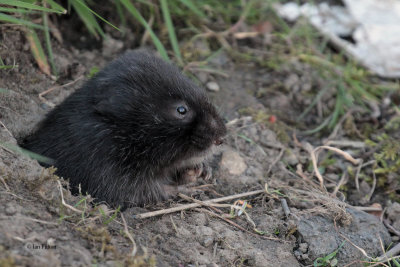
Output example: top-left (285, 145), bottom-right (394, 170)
top-left (0, 15), bottom-right (399, 267)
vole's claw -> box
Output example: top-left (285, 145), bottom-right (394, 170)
top-left (181, 162), bottom-right (212, 183)
top-left (200, 163), bottom-right (212, 181)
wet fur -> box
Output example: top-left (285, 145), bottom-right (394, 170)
top-left (21, 51), bottom-right (226, 208)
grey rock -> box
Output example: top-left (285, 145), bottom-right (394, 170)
top-left (297, 208), bottom-right (391, 265)
top-left (5, 203), bottom-right (17, 216)
top-left (283, 150), bottom-right (298, 166)
top-left (202, 237), bottom-right (214, 247)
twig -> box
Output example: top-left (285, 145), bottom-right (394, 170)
top-left (365, 256), bottom-right (400, 267)
top-left (179, 193), bottom-right (259, 230)
top-left (324, 140), bottom-right (366, 149)
top-left (0, 143), bottom-right (15, 155)
top-left (0, 176), bottom-right (10, 191)
top-left (266, 148), bottom-right (285, 175)
top-left (326, 109), bottom-right (358, 141)
top-left (1, 190), bottom-right (26, 200)
top-left (384, 219), bottom-right (400, 237)
top-left (0, 120), bottom-right (13, 137)
top-left (303, 142), bottom-right (324, 188)
top-left (178, 193), bottom-right (231, 209)
top-left (194, 208), bottom-right (283, 242)
top-left (39, 75), bottom-right (83, 107)
top-left (57, 180), bottom-right (83, 213)
top-left (331, 172), bottom-right (348, 197)
top-left (121, 213), bottom-right (137, 257)
top-left (364, 170), bottom-right (377, 202)
top-left (338, 232), bottom-right (372, 260)
top-left (314, 146), bottom-right (361, 165)
top-left (351, 206), bottom-right (383, 212)
top-left (296, 164), bottom-right (311, 182)
top-left (280, 198), bottom-right (291, 217)
top-left (0, 215), bottom-right (58, 225)
top-left (134, 190), bottom-right (265, 219)
top-left (354, 159), bottom-right (364, 192)
top-left (377, 242), bottom-right (400, 262)
top-left (309, 143), bottom-right (362, 188)
top-left (140, 14), bottom-right (154, 46)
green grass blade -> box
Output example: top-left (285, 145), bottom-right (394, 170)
top-left (0, 12), bottom-right (44, 29)
top-left (328, 84), bottom-right (345, 128)
top-left (114, 0), bottom-right (127, 30)
top-left (74, 0), bottom-right (121, 32)
top-left (0, 142), bottom-right (53, 164)
top-left (43, 10), bottom-right (57, 76)
top-left (44, 0), bottom-right (67, 14)
top-left (297, 86), bottom-right (329, 121)
top-left (69, 0), bottom-right (104, 38)
top-left (160, 0), bottom-right (182, 64)
top-left (0, 0), bottom-right (65, 13)
top-left (0, 65), bottom-right (16, 69)
top-left (177, 0), bottom-right (206, 18)
top-left (120, 0), bottom-right (169, 61)
top-left (303, 115), bottom-right (331, 135)
top-left (0, 7), bottom-right (35, 13)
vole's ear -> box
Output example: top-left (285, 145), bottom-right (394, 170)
top-left (94, 95), bottom-right (121, 117)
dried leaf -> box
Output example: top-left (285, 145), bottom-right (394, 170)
top-left (25, 28), bottom-right (51, 76)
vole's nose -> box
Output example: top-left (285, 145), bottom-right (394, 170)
top-left (214, 137), bottom-right (224, 146)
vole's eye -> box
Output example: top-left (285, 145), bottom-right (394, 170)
top-left (176, 106), bottom-right (187, 115)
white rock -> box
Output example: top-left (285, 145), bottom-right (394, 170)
top-left (206, 81), bottom-right (220, 92)
top-left (220, 149), bottom-right (247, 175)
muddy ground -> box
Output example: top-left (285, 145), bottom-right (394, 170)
top-left (1, 16), bottom-right (400, 267)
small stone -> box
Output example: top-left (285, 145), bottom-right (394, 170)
top-left (206, 81), bottom-right (220, 92)
top-left (196, 72), bottom-right (208, 84)
top-left (299, 243), bottom-right (308, 253)
top-left (387, 202), bottom-right (400, 221)
top-left (47, 238), bottom-right (56, 246)
top-left (202, 237), bottom-right (214, 247)
top-left (102, 34), bottom-right (124, 55)
top-left (220, 149), bottom-right (247, 175)
top-left (294, 250), bottom-right (302, 259)
top-left (284, 73), bottom-right (299, 91)
top-left (283, 150), bottom-right (298, 166)
top-left (301, 253), bottom-right (309, 260)
top-left (5, 204), bottom-right (17, 216)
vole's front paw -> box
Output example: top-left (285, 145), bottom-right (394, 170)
top-left (179, 162), bottom-right (212, 184)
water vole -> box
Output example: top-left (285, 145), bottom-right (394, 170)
top-left (22, 51), bottom-right (227, 208)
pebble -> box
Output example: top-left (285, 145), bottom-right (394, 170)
top-left (284, 73), bottom-right (299, 91)
top-left (206, 81), bottom-right (220, 92)
top-left (220, 149), bottom-right (247, 175)
top-left (102, 35), bottom-right (124, 55)
top-left (47, 238), bottom-right (56, 246)
top-left (283, 150), bottom-right (298, 166)
top-left (298, 242), bottom-right (308, 253)
top-left (196, 72), bottom-right (208, 84)
top-left (202, 237), bottom-right (214, 247)
top-left (5, 204), bottom-right (17, 216)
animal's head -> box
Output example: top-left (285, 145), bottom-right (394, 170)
top-left (91, 51), bottom-right (227, 167)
